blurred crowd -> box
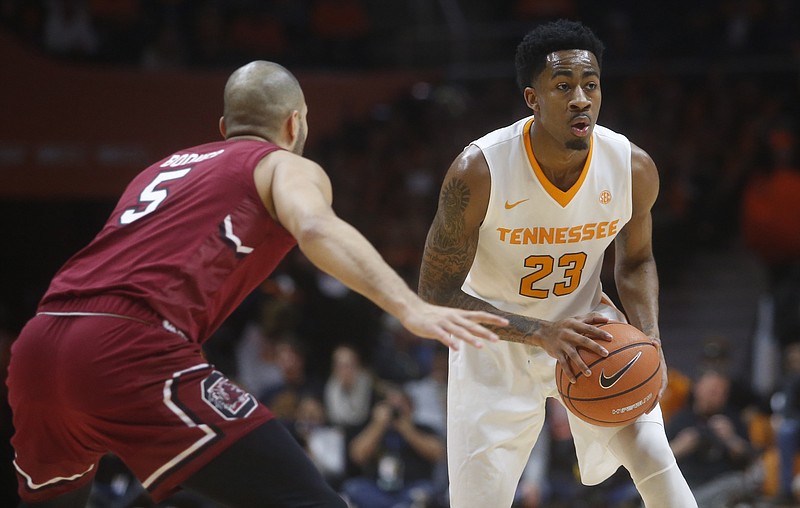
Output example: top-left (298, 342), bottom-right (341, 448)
top-left (1, 0), bottom-right (799, 70)
top-left (2, 0), bottom-right (800, 507)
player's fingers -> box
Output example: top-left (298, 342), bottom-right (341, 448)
top-left (557, 355), bottom-right (578, 384)
top-left (575, 333), bottom-right (609, 357)
top-left (437, 331), bottom-right (462, 351)
top-left (578, 323), bottom-right (613, 343)
top-left (565, 348), bottom-right (591, 379)
top-left (438, 319), bottom-right (495, 350)
top-left (451, 313), bottom-right (503, 342)
top-left (581, 312), bottom-right (612, 325)
top-left (462, 310), bottom-right (509, 328)
top-left (444, 325), bottom-right (490, 349)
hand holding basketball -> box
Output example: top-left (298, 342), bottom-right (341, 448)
top-left (536, 312), bottom-right (614, 383)
top-left (556, 322), bottom-right (662, 427)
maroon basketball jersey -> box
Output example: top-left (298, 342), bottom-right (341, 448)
top-left (39, 139), bottom-right (297, 342)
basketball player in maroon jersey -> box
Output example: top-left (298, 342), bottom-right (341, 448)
top-left (6, 61), bottom-right (507, 508)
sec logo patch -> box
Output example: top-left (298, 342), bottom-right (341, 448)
top-left (599, 190), bottom-right (612, 204)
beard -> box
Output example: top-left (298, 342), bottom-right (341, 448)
top-left (292, 124), bottom-right (307, 156)
top-left (565, 138), bottom-right (589, 151)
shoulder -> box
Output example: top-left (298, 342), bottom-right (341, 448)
top-left (473, 116), bottom-right (531, 152)
top-left (254, 150), bottom-right (330, 218)
top-left (628, 141), bottom-right (659, 214)
top-left (590, 125), bottom-right (656, 186)
top-left (451, 144), bottom-right (489, 180)
top-left (592, 125), bottom-right (635, 173)
top-left (592, 126), bottom-right (657, 216)
top-left (593, 124), bottom-right (631, 147)
top-left (446, 144), bottom-right (491, 206)
top-left (433, 144), bottom-right (491, 230)
top-left (257, 149), bottom-right (326, 184)
top-left (451, 118), bottom-right (533, 183)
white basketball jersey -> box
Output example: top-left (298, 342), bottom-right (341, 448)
top-left (464, 116), bottom-right (632, 322)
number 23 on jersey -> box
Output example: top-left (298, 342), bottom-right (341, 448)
top-left (519, 252), bottom-right (587, 299)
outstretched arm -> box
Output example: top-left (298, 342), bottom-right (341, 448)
top-left (256, 150), bottom-right (507, 350)
top-left (419, 145), bottom-right (612, 381)
top-left (614, 142), bottom-right (665, 401)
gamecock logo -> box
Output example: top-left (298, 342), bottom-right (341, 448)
top-left (202, 371), bottom-right (257, 420)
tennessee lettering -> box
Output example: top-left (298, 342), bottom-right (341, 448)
top-left (496, 220), bottom-right (619, 245)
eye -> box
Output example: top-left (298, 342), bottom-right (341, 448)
top-left (584, 82), bottom-right (599, 91)
top-left (556, 83), bottom-right (570, 91)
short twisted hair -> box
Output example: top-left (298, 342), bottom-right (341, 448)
top-left (515, 19), bottom-right (605, 92)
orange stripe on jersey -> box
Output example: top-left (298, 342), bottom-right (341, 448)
top-left (522, 117), bottom-right (593, 207)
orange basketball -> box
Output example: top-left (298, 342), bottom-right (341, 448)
top-left (556, 322), bottom-right (662, 427)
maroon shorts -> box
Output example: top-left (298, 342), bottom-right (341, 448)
top-left (7, 312), bottom-right (273, 503)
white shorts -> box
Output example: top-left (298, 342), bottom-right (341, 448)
top-left (446, 302), bottom-right (665, 508)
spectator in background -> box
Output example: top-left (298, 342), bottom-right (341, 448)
top-left (257, 336), bottom-right (321, 421)
top-left (662, 335), bottom-right (767, 431)
top-left (404, 345), bottom-right (448, 438)
top-left (698, 336), bottom-right (766, 426)
top-left (287, 394), bottom-right (347, 490)
top-left (667, 369), bottom-right (757, 507)
top-left (235, 295), bottom-right (299, 397)
top-left (768, 342), bottom-right (800, 505)
top-left (372, 314), bottom-right (435, 384)
top-left (324, 343), bottom-right (375, 428)
top-left (403, 345), bottom-right (449, 507)
top-left (741, 126), bottom-right (800, 348)
top-left (322, 343), bottom-right (380, 482)
top-left (342, 387), bottom-right (444, 508)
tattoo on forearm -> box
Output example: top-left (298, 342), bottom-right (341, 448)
top-left (429, 179), bottom-right (470, 252)
top-left (420, 178), bottom-right (474, 303)
top-left (419, 177), bottom-right (544, 345)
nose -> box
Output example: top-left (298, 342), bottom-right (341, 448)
top-left (569, 87), bottom-right (591, 111)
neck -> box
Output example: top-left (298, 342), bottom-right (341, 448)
top-left (530, 130), bottom-right (588, 191)
top-left (226, 134), bottom-right (269, 143)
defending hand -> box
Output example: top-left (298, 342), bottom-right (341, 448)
top-left (399, 302), bottom-right (508, 350)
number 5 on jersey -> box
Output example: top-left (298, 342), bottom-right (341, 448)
top-left (120, 168), bottom-right (192, 225)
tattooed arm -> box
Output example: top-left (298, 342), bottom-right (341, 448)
top-left (418, 146), bottom-right (522, 332)
top-left (614, 142), bottom-right (666, 401)
top-left (419, 145), bottom-right (612, 380)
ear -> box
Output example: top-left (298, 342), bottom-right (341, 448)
top-left (523, 87), bottom-right (538, 113)
top-left (218, 116), bottom-right (227, 139)
top-left (289, 110), bottom-right (300, 142)
top-left (279, 110), bottom-right (301, 151)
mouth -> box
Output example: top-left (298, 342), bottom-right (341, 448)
top-left (570, 116), bottom-right (592, 137)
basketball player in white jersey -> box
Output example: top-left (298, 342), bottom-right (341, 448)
top-left (418, 20), bottom-right (697, 508)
